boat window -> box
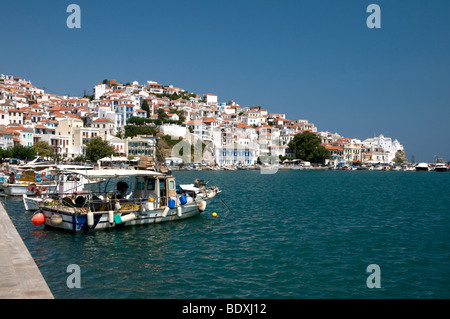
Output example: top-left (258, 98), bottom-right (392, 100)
top-left (147, 178), bottom-right (156, 190)
top-left (169, 180), bottom-right (175, 190)
top-left (137, 177), bottom-right (145, 190)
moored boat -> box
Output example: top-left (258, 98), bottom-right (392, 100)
top-left (3, 170), bottom-right (57, 196)
top-left (33, 169), bottom-right (220, 232)
top-left (23, 194), bottom-right (42, 211)
top-left (22, 171), bottom-right (99, 210)
top-left (434, 163), bottom-right (449, 172)
top-left (415, 163), bottom-right (429, 171)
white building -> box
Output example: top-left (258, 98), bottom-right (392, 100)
top-left (159, 124), bottom-right (188, 138)
top-left (0, 110), bottom-right (9, 126)
top-left (203, 94), bottom-right (217, 105)
top-left (8, 108), bottom-right (24, 125)
top-left (362, 134), bottom-right (404, 163)
top-left (92, 118), bottom-right (115, 140)
top-left (214, 143), bottom-right (258, 166)
top-left (93, 83), bottom-right (108, 100)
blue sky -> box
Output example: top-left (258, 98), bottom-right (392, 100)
top-left (1, 0), bottom-right (449, 162)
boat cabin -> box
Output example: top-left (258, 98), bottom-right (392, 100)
top-left (133, 174), bottom-right (177, 208)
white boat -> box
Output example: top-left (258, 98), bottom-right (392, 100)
top-left (3, 170), bottom-right (57, 196)
top-left (22, 171), bottom-right (97, 211)
top-left (34, 169), bottom-right (221, 232)
top-left (19, 157), bottom-right (94, 171)
top-left (415, 163), bottom-right (429, 171)
top-left (0, 172), bottom-right (9, 191)
top-left (4, 182), bottom-right (57, 196)
top-left (23, 194), bottom-right (42, 211)
top-left (434, 163), bottom-right (449, 172)
top-left (179, 179), bottom-right (220, 201)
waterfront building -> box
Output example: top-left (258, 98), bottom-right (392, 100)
top-left (362, 134), bottom-right (404, 164)
top-left (214, 143), bottom-right (258, 166)
top-left (324, 144), bottom-right (344, 166)
top-left (127, 135), bottom-right (157, 158)
top-left (107, 136), bottom-right (127, 157)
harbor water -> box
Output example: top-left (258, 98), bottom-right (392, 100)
top-left (4, 170), bottom-right (450, 299)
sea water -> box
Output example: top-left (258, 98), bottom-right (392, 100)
top-left (5, 170), bottom-right (450, 298)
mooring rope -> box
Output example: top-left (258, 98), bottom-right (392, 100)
top-left (216, 193), bottom-right (233, 215)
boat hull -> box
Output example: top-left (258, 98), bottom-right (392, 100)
top-left (23, 194), bottom-right (42, 211)
top-left (4, 183), bottom-right (57, 196)
top-left (39, 202), bottom-right (204, 232)
top-left (434, 165), bottom-right (448, 172)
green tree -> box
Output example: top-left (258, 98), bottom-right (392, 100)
top-left (32, 141), bottom-right (52, 158)
top-left (288, 131), bottom-right (331, 163)
top-left (157, 108), bottom-right (168, 121)
top-left (0, 148), bottom-right (12, 160)
top-left (85, 137), bottom-right (116, 162)
top-left (141, 99), bottom-right (150, 118)
top-left (10, 145), bottom-right (36, 159)
top-left (170, 93), bottom-right (180, 100)
top-left (124, 125), bottom-right (159, 138)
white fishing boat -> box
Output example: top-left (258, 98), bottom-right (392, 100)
top-left (23, 194), bottom-right (42, 211)
top-left (33, 169), bottom-right (221, 232)
top-left (22, 171), bottom-right (97, 211)
top-left (3, 170), bottom-right (57, 196)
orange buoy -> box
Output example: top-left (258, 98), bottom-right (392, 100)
top-left (31, 212), bottom-right (45, 226)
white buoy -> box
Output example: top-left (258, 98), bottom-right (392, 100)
top-left (162, 206), bottom-right (170, 217)
top-left (199, 200), bottom-right (207, 212)
top-left (115, 200), bottom-right (121, 210)
top-left (50, 213), bottom-right (63, 225)
top-left (120, 213), bottom-right (136, 223)
top-left (114, 213), bottom-right (136, 224)
top-left (87, 212), bottom-right (94, 227)
top-left (177, 205), bottom-right (182, 217)
top-left (108, 211), bottom-right (114, 225)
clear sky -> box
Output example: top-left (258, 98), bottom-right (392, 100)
top-left (1, 0), bottom-right (449, 162)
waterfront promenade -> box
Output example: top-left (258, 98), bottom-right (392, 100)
top-left (0, 201), bottom-right (53, 298)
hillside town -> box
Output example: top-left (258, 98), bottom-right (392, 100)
top-left (0, 73), bottom-right (407, 168)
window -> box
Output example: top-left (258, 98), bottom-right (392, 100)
top-left (137, 178), bottom-right (145, 190)
top-left (147, 178), bottom-right (155, 190)
top-left (169, 180), bottom-right (175, 190)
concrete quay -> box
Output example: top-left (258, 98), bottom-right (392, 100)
top-left (0, 201), bottom-right (53, 298)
